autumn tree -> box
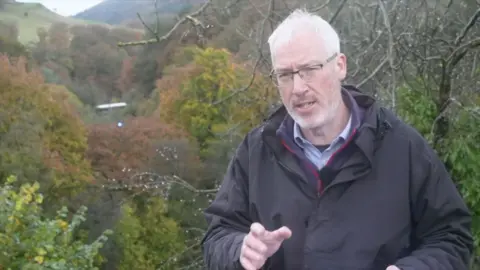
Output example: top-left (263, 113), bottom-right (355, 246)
top-left (28, 23), bottom-right (143, 109)
top-left (86, 116), bottom-right (191, 184)
top-left (85, 115), bottom-right (205, 269)
top-left (0, 54), bottom-right (93, 206)
top-left (157, 46), bottom-right (278, 159)
top-left (47, 22), bottom-right (70, 52)
top-left (117, 56), bottom-right (135, 94)
top-left (68, 25), bottom-right (131, 102)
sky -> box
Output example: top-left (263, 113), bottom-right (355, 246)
top-left (19, 0), bottom-right (104, 16)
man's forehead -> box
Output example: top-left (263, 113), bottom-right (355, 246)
top-left (272, 54), bottom-right (325, 71)
top-left (272, 37), bottom-right (326, 70)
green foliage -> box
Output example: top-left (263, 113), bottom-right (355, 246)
top-left (0, 35), bottom-right (29, 58)
top-left (443, 110), bottom-right (480, 251)
top-left (165, 186), bottom-right (212, 265)
top-left (397, 83), bottom-right (480, 255)
top-left (0, 175), bottom-right (112, 269)
top-left (396, 82), bottom-right (438, 143)
top-left (159, 47), bottom-right (278, 158)
top-left (170, 47), bottom-right (243, 155)
top-left (114, 197), bottom-right (185, 270)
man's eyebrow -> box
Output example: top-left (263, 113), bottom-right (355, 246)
top-left (274, 62), bottom-right (319, 73)
top-left (297, 62), bottom-right (318, 69)
top-left (273, 68), bottom-right (291, 73)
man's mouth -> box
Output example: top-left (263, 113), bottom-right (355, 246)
top-left (295, 101), bottom-right (316, 109)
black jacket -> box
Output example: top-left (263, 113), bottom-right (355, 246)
top-left (201, 86), bottom-right (473, 270)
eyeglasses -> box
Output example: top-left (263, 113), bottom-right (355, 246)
top-left (270, 52), bottom-right (338, 88)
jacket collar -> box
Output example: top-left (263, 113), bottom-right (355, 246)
top-left (261, 85), bottom-right (392, 164)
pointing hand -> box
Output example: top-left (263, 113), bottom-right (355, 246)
top-left (240, 222), bottom-right (292, 270)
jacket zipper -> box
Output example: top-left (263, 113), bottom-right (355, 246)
top-left (275, 158), bottom-right (321, 200)
top-left (317, 128), bottom-right (359, 196)
top-left (276, 127), bottom-right (358, 200)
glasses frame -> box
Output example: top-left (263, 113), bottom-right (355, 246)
top-left (270, 52), bottom-right (338, 87)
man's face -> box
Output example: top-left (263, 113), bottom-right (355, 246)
top-left (271, 32), bottom-right (347, 130)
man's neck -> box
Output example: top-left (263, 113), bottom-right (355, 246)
top-left (302, 102), bottom-right (350, 146)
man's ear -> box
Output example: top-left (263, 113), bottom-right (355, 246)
top-left (336, 53), bottom-right (347, 80)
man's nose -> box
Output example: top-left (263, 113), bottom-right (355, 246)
top-left (292, 73), bottom-right (308, 94)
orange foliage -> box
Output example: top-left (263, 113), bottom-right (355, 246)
top-left (0, 54), bottom-right (93, 191)
top-left (154, 63), bottom-right (198, 123)
top-left (0, 55), bottom-right (43, 84)
top-left (86, 116), bottom-right (193, 183)
top-left (117, 56), bottom-right (135, 93)
top-left (47, 22), bottom-right (70, 51)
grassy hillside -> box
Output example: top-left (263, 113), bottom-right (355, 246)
top-left (0, 2), bottom-right (140, 44)
top-left (73, 0), bottom-right (204, 25)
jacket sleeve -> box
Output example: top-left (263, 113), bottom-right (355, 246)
top-left (394, 138), bottom-right (474, 270)
top-left (201, 137), bottom-right (252, 270)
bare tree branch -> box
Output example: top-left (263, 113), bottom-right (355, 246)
top-left (211, 0), bottom-right (274, 105)
top-left (117, 0), bottom-right (211, 47)
top-left (329, 0), bottom-right (348, 24)
top-left (430, 96), bottom-right (480, 138)
top-left (447, 37), bottom-right (480, 67)
top-left (377, 0), bottom-right (397, 110)
top-left (356, 57), bottom-right (388, 88)
top-left (309, 0), bottom-right (331, 13)
top-left (454, 8), bottom-right (480, 46)
top-left (104, 172), bottom-right (219, 194)
top-left (211, 55), bottom-right (263, 105)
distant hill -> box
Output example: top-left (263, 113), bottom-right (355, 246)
top-left (73, 0), bottom-right (205, 26)
top-left (0, 2), bottom-right (141, 44)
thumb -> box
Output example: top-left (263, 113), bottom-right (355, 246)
top-left (266, 226), bottom-right (292, 242)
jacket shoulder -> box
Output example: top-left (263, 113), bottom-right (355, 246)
top-left (241, 122), bottom-right (269, 149)
top-left (381, 107), bottom-right (439, 167)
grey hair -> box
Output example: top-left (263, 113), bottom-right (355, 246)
top-left (267, 9), bottom-right (341, 65)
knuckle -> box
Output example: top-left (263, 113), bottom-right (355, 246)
top-left (246, 233), bottom-right (257, 244)
top-left (240, 246), bottom-right (245, 255)
top-left (243, 236), bottom-right (251, 247)
top-left (257, 254), bottom-right (266, 262)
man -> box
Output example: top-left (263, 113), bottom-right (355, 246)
top-left (201, 8), bottom-right (473, 270)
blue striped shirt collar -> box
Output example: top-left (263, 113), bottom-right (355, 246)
top-left (293, 113), bottom-right (352, 149)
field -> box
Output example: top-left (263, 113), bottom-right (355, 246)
top-left (0, 2), bottom-right (141, 44)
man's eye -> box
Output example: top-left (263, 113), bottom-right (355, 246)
top-left (304, 67), bottom-right (315, 72)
